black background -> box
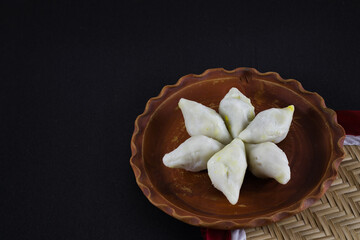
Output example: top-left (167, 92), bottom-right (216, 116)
top-left (1, 1), bottom-right (360, 239)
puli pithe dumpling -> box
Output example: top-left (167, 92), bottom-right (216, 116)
top-left (246, 142), bottom-right (290, 184)
top-left (207, 138), bottom-right (247, 205)
top-left (238, 105), bottom-right (295, 143)
top-left (163, 135), bottom-right (224, 172)
top-left (219, 87), bottom-right (255, 138)
top-left (178, 98), bottom-right (232, 144)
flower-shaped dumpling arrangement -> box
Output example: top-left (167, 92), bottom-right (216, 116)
top-left (163, 87), bottom-right (295, 205)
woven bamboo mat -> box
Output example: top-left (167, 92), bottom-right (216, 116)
top-left (245, 145), bottom-right (360, 240)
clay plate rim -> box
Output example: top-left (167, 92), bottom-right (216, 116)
top-left (130, 67), bottom-right (346, 229)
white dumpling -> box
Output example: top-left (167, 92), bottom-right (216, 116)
top-left (238, 105), bottom-right (295, 143)
top-left (178, 98), bottom-right (232, 144)
top-left (219, 88), bottom-right (255, 138)
top-left (245, 142), bottom-right (290, 184)
top-left (207, 138), bottom-right (247, 205)
top-left (163, 136), bottom-right (224, 172)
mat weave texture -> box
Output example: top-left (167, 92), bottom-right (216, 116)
top-left (245, 145), bottom-right (360, 240)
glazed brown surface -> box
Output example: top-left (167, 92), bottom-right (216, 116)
top-left (130, 68), bottom-right (345, 229)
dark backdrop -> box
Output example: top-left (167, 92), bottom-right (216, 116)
top-left (1, 1), bottom-right (359, 240)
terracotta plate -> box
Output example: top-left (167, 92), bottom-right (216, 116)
top-left (130, 68), bottom-right (345, 229)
